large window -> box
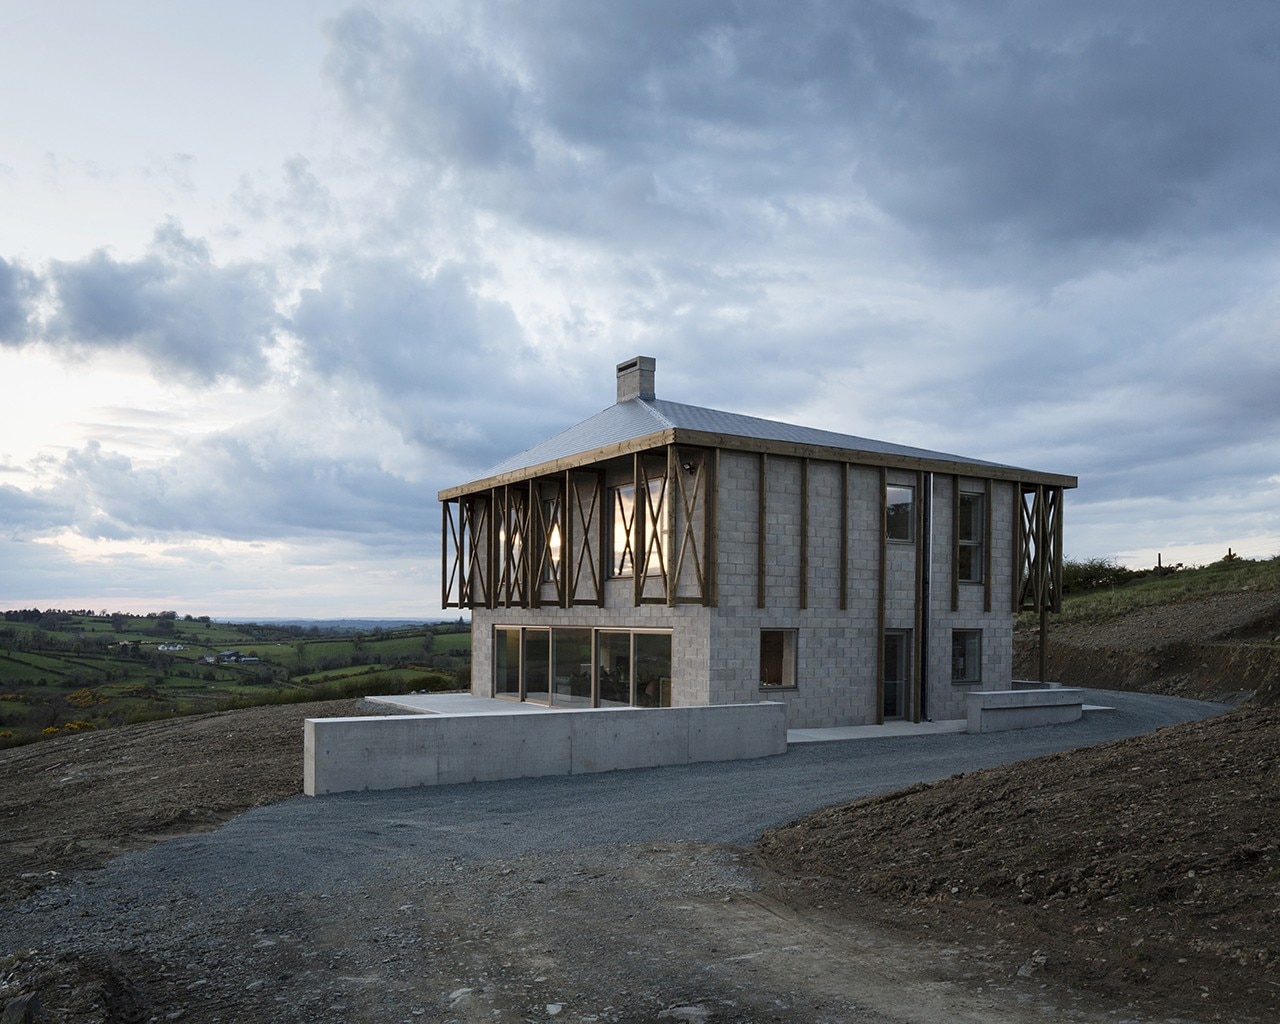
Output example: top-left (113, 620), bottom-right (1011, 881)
top-left (958, 491), bottom-right (984, 583)
top-left (495, 626), bottom-right (671, 708)
top-left (597, 630), bottom-right (632, 706)
top-left (759, 629), bottom-right (797, 688)
top-left (634, 632), bottom-right (673, 708)
top-left (609, 478), bottom-right (666, 577)
top-left (886, 484), bottom-right (914, 542)
top-left (952, 629), bottom-right (982, 684)
top-left (495, 627), bottom-right (520, 698)
top-left (551, 627), bottom-right (592, 707)
top-left (522, 628), bottom-right (550, 704)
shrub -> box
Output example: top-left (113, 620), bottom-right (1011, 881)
top-left (1061, 557), bottom-right (1136, 595)
top-left (65, 688), bottom-right (109, 708)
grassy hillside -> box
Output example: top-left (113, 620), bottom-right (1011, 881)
top-left (1023, 553), bottom-right (1280, 627)
top-left (0, 611), bottom-right (471, 748)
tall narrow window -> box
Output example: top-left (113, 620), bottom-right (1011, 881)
top-left (551, 627), bottom-right (591, 707)
top-left (952, 629), bottom-right (982, 684)
top-left (634, 632), bottom-right (673, 708)
top-left (610, 483), bottom-right (637, 577)
top-left (886, 484), bottom-right (914, 542)
top-left (541, 496), bottom-right (563, 584)
top-left (597, 630), bottom-right (632, 706)
top-left (958, 491), bottom-right (984, 583)
top-left (522, 629), bottom-right (551, 704)
top-left (609, 478), bottom-right (666, 577)
top-left (759, 629), bottom-right (798, 688)
top-left (883, 630), bottom-right (910, 719)
top-left (494, 627), bottom-right (521, 698)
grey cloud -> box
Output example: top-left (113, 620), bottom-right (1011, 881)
top-left (290, 256), bottom-right (584, 472)
top-left (0, 482), bottom-right (68, 537)
top-left (325, 6), bottom-right (532, 170)
top-left (46, 222), bottom-right (281, 384)
top-left (43, 434), bottom-right (423, 548)
top-left (0, 256), bottom-right (39, 342)
top-left (325, 1), bottom-right (1280, 267)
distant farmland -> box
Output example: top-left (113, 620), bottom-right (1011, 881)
top-left (0, 611), bottom-right (471, 747)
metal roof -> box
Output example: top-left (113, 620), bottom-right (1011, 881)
top-left (442, 396), bottom-right (1076, 497)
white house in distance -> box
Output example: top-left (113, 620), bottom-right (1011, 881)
top-left (439, 357), bottom-right (1076, 729)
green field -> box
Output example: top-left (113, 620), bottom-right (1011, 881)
top-left (0, 612), bottom-right (472, 747)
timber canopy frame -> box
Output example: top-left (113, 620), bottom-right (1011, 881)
top-left (441, 426), bottom-right (1075, 613)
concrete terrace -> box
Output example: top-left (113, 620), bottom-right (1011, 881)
top-left (366, 692), bottom-right (989, 743)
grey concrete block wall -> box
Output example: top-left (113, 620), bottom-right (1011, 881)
top-left (925, 477), bottom-right (1019, 722)
top-left (463, 452), bottom-right (1027, 730)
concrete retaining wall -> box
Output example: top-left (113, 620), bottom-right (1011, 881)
top-left (304, 702), bottom-right (788, 796)
top-left (965, 687), bottom-right (1084, 734)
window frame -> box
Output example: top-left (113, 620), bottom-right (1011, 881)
top-left (494, 625), bottom-right (672, 708)
top-left (759, 628), bottom-right (799, 690)
top-left (886, 483), bottom-right (915, 543)
top-left (608, 477), bottom-right (666, 579)
top-left (957, 490), bottom-right (984, 584)
top-left (951, 629), bottom-right (982, 685)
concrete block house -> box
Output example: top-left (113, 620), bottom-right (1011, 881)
top-left (440, 357), bottom-right (1076, 729)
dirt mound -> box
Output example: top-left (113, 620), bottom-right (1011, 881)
top-left (1015, 592), bottom-right (1280, 704)
top-left (0, 698), bottom-right (387, 901)
top-left (757, 702), bottom-right (1280, 1022)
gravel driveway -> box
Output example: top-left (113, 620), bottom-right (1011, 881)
top-left (6, 689), bottom-right (1228, 1024)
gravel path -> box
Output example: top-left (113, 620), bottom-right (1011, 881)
top-left (4, 689), bottom-right (1229, 1024)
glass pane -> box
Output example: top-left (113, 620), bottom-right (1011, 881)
top-left (884, 632), bottom-right (908, 719)
top-left (958, 544), bottom-right (977, 582)
top-left (523, 629), bottom-right (550, 705)
top-left (610, 484), bottom-right (636, 577)
top-left (886, 485), bottom-right (914, 541)
top-left (634, 632), bottom-right (672, 708)
top-left (952, 630), bottom-right (981, 683)
top-left (494, 627), bottom-right (521, 698)
top-left (542, 497), bottom-right (562, 584)
top-left (552, 628), bottom-right (593, 707)
top-left (958, 492), bottom-right (982, 542)
top-left (597, 631), bottom-right (631, 707)
top-left (759, 630), bottom-right (796, 687)
top-left (642, 476), bottom-right (666, 576)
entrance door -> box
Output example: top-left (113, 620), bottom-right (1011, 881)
top-left (883, 630), bottom-right (910, 720)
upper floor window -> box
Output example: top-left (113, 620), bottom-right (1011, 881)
top-left (886, 484), bottom-right (914, 542)
top-left (610, 478), bottom-right (665, 577)
top-left (541, 496), bottom-right (562, 584)
top-left (957, 491), bottom-right (984, 583)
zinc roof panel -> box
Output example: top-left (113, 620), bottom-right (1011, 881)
top-left (473, 397), bottom-right (1017, 484)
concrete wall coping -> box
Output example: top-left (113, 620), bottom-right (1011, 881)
top-left (966, 688), bottom-right (1084, 710)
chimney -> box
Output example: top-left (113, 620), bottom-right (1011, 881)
top-left (616, 355), bottom-right (656, 403)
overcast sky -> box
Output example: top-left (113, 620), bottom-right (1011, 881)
top-left (2, 1), bottom-right (1278, 618)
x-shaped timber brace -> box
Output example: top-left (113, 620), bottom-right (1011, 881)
top-left (1015, 482), bottom-right (1065, 682)
top-left (441, 445), bottom-right (714, 610)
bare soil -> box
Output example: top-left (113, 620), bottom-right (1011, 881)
top-left (3, 594), bottom-right (1279, 1022)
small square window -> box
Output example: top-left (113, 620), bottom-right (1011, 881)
top-left (886, 484), bottom-right (914, 542)
top-left (760, 629), bottom-right (798, 688)
top-left (952, 629), bottom-right (982, 684)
